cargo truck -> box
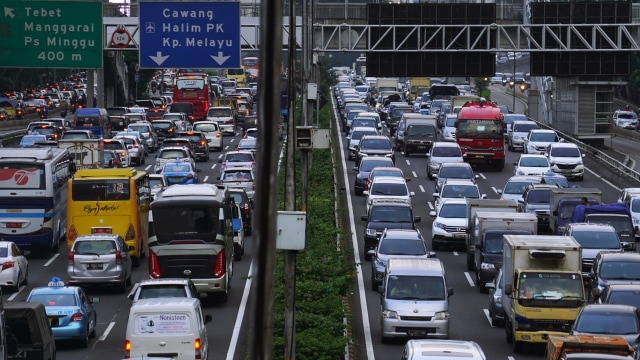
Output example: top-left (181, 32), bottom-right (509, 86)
top-left (549, 187), bottom-right (602, 234)
top-left (465, 199), bottom-right (518, 271)
top-left (571, 203), bottom-right (638, 251)
top-left (376, 78), bottom-right (400, 93)
top-left (408, 77), bottom-right (431, 104)
top-left (57, 138), bottom-right (104, 170)
top-left (450, 95), bottom-right (480, 112)
top-left (471, 212), bottom-right (538, 292)
top-left (502, 235), bottom-right (585, 353)
top-left (545, 334), bottom-right (634, 360)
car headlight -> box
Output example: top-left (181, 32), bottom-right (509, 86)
top-left (633, 218), bottom-right (640, 225)
top-left (430, 160), bottom-right (439, 167)
top-left (374, 258), bottom-right (386, 268)
top-left (577, 160), bottom-right (583, 165)
top-left (516, 169), bottom-right (524, 175)
top-left (433, 311), bottom-right (450, 320)
top-left (382, 310), bottom-right (398, 319)
top-left (366, 228), bottom-right (377, 237)
top-left (495, 295), bottom-right (502, 304)
top-left (481, 262), bottom-right (495, 270)
top-left (433, 221), bottom-right (447, 230)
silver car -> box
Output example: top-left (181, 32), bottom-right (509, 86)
top-left (218, 167), bottom-right (255, 199)
top-left (67, 234), bottom-right (133, 293)
top-left (128, 122), bottom-right (158, 153)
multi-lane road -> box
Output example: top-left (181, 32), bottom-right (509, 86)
top-left (2, 83), bottom-right (633, 360)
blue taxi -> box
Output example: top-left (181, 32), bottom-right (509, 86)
top-left (160, 161), bottom-right (198, 185)
top-left (26, 277), bottom-right (99, 347)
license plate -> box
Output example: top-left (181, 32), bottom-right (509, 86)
top-left (171, 177), bottom-right (182, 181)
top-left (87, 263), bottom-right (103, 270)
top-left (416, 146), bottom-right (426, 149)
top-left (562, 170), bottom-right (573, 173)
top-left (475, 155), bottom-right (485, 158)
top-left (454, 233), bottom-right (466, 239)
top-left (407, 330), bottom-right (427, 337)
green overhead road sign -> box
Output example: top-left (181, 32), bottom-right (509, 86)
top-left (0, 1), bottom-right (103, 68)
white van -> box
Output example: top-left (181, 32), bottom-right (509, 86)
top-left (125, 298), bottom-right (212, 360)
top-left (379, 258), bottom-right (453, 343)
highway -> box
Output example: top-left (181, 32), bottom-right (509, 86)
top-left (0, 82), bottom-right (634, 360)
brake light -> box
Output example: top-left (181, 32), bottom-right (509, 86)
top-left (195, 338), bottom-right (202, 359)
top-left (115, 250), bottom-right (122, 265)
top-left (68, 251), bottom-right (74, 264)
top-left (70, 312), bottom-right (83, 321)
top-left (200, 141), bottom-right (205, 146)
top-left (213, 249), bottom-right (226, 278)
top-left (1, 261), bottom-right (14, 271)
top-left (216, 133), bottom-right (221, 138)
top-left (149, 250), bottom-right (160, 278)
top-left (243, 203), bottom-right (249, 214)
top-left (124, 340), bottom-right (131, 358)
top-left (186, 173), bottom-right (194, 180)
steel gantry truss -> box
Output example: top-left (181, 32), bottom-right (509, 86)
top-left (307, 23), bottom-right (640, 52)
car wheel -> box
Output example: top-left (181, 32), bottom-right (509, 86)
top-left (141, 156), bottom-right (145, 165)
top-left (119, 278), bottom-right (127, 293)
top-left (89, 317), bottom-right (97, 338)
top-left (505, 321), bottom-right (513, 343)
top-left (79, 327), bottom-right (89, 348)
top-left (466, 254), bottom-right (474, 271)
top-left (371, 277), bottom-right (378, 292)
top-left (404, 145), bottom-right (410, 157)
top-left (245, 226), bottom-right (252, 236)
top-left (477, 272), bottom-right (487, 293)
top-left (234, 244), bottom-right (242, 261)
top-left (490, 311), bottom-right (499, 327)
top-left (126, 273), bottom-right (132, 286)
top-left (513, 340), bottom-right (524, 353)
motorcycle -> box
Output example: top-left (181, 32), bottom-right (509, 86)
top-left (37, 105), bottom-right (48, 119)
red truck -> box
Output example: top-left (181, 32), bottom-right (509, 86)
top-left (456, 99), bottom-right (505, 171)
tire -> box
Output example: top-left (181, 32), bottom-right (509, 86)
top-left (234, 244), bottom-right (242, 261)
top-left (466, 254), bottom-right (474, 271)
top-left (490, 314), bottom-right (499, 327)
top-left (245, 226), bottom-right (252, 236)
top-left (119, 278), bottom-right (127, 294)
top-left (89, 317), bottom-right (97, 338)
top-left (79, 327), bottom-right (89, 348)
top-left (404, 145), bottom-right (410, 157)
top-left (126, 273), bottom-right (132, 286)
top-left (505, 321), bottom-right (513, 343)
top-left (141, 156), bottom-right (145, 165)
top-left (432, 241), bottom-right (439, 251)
top-left (513, 340), bottom-right (524, 353)
top-left (477, 273), bottom-right (487, 293)
top-left (380, 334), bottom-right (390, 344)
top-left (495, 160), bottom-right (505, 172)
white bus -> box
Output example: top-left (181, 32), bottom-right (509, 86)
top-left (0, 148), bottom-right (74, 253)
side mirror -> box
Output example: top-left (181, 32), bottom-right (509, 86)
top-left (410, 191), bottom-right (415, 197)
top-left (218, 159), bottom-right (223, 163)
top-left (429, 211), bottom-right (436, 217)
top-left (481, 194), bottom-right (487, 199)
top-left (353, 167), bottom-right (358, 172)
top-left (497, 189), bottom-right (503, 195)
top-left (433, 193), bottom-right (439, 198)
top-left (204, 314), bottom-right (213, 324)
top-left (361, 215), bottom-right (368, 221)
top-left (216, 177), bottom-right (221, 180)
top-left (363, 191), bottom-right (369, 196)
top-left (414, 216), bottom-right (421, 223)
top-left (367, 249), bottom-right (376, 257)
top-left (427, 251), bottom-right (437, 258)
top-left (447, 287), bottom-right (454, 297)
top-left (128, 245), bottom-right (136, 252)
top-left (91, 297), bottom-right (100, 304)
top-left (433, 174), bottom-right (438, 179)
top-left (581, 153), bottom-right (585, 158)
top-left (513, 163), bottom-right (518, 166)
top-left (378, 285), bottom-right (384, 295)
top-left (485, 283), bottom-right (496, 291)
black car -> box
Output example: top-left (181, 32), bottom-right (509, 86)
top-left (228, 188), bottom-right (253, 236)
top-left (355, 135), bottom-right (395, 167)
top-left (152, 120), bottom-right (177, 142)
top-left (352, 157), bottom-right (395, 196)
top-left (178, 131), bottom-right (210, 161)
top-left (589, 252), bottom-right (640, 294)
top-left (596, 284), bottom-right (640, 309)
top-left (361, 198), bottom-right (421, 260)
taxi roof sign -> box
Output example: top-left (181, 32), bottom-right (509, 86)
top-left (48, 277), bottom-right (65, 287)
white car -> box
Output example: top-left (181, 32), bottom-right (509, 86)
top-left (364, 176), bottom-right (414, 213)
top-left (513, 154), bottom-right (551, 176)
top-left (545, 142), bottom-right (585, 181)
top-left (524, 129), bottom-right (559, 154)
top-left (507, 120), bottom-right (538, 152)
top-left (433, 179), bottom-right (485, 213)
top-left (497, 175), bottom-right (542, 202)
top-left (427, 142), bottom-right (464, 179)
top-left (205, 106), bottom-right (235, 135)
top-left (193, 121), bottom-right (223, 151)
top-left (441, 114), bottom-right (457, 142)
top-left (154, 146), bottom-right (195, 174)
top-left (348, 127), bottom-right (379, 160)
top-left (490, 73), bottom-right (504, 85)
top-left (148, 174), bottom-right (168, 200)
top-left (113, 135), bottom-right (145, 166)
top-left (612, 110), bottom-right (638, 130)
top-left (429, 198), bottom-right (468, 251)
top-left (0, 241), bottom-right (28, 291)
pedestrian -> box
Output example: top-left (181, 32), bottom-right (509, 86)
top-left (581, 197), bottom-right (590, 206)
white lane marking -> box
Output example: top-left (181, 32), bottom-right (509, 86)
top-left (428, 202), bottom-right (434, 210)
top-left (99, 321), bottom-right (116, 341)
top-left (405, 159), bottom-right (410, 166)
top-left (8, 288), bottom-right (24, 301)
top-left (226, 261), bottom-right (254, 360)
top-left (144, 165), bottom-right (152, 171)
top-left (218, 153), bottom-right (224, 159)
top-left (419, 185), bottom-right (425, 193)
top-left (412, 171), bottom-right (418, 178)
top-left (44, 253), bottom-right (59, 267)
top-left (464, 272), bottom-right (475, 287)
top-left (211, 163), bottom-right (217, 170)
top-left (452, 251), bottom-right (459, 256)
top-left (203, 176), bottom-right (209, 183)
top-left (508, 357), bottom-right (516, 360)
top-left (585, 167), bottom-right (621, 192)
top-left (492, 186), bottom-right (500, 195)
top-left (479, 173), bottom-right (487, 180)
top-left (482, 309), bottom-right (494, 327)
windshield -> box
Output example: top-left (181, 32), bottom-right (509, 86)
top-left (441, 185), bottom-right (479, 199)
top-left (150, 178), bottom-right (164, 188)
top-left (29, 293), bottom-right (77, 307)
top-left (572, 230), bottom-right (620, 249)
top-left (361, 138), bottom-right (391, 150)
top-left (530, 132), bottom-right (558, 142)
top-left (438, 166), bottom-right (472, 179)
top-left (152, 205), bottom-right (220, 243)
top-left (504, 181), bottom-right (535, 195)
top-left (514, 123), bottom-right (538, 133)
top-left (207, 109), bottom-right (233, 117)
top-left (107, 108), bottom-right (127, 116)
top-left (222, 170), bottom-right (253, 182)
top-left (352, 130), bottom-right (377, 141)
top-left (73, 240), bottom-right (116, 255)
top-left (71, 179), bottom-right (130, 201)
top-left (160, 150), bottom-right (186, 159)
top-left (152, 122), bottom-right (172, 129)
top-left (370, 206), bottom-right (412, 222)
top-left (163, 164), bottom-right (192, 173)
top-left (573, 311), bottom-right (639, 335)
top-left (518, 272), bottom-right (584, 301)
top-left (194, 123), bottom-right (217, 132)
top-left (504, 114), bottom-right (528, 125)
top-left (550, 147), bottom-right (581, 157)
top-left (525, 189), bottom-right (550, 204)
top-left (608, 290), bottom-right (640, 308)
top-left (457, 119), bottom-right (502, 139)
top-left (224, 153), bottom-right (254, 162)
top-left (378, 239), bottom-right (426, 256)
top-left (520, 157), bottom-right (549, 167)
top-left (351, 119), bottom-right (377, 129)
top-left (360, 159), bottom-right (393, 172)
top-left (370, 182), bottom-right (407, 196)
top-left (386, 275), bottom-right (445, 300)
top-left (439, 203), bottom-right (466, 218)
top-left (129, 125), bottom-right (149, 134)
top-left (432, 146), bottom-right (462, 157)
top-left (176, 79), bottom-right (205, 90)
top-left (445, 116), bottom-right (457, 127)
top-left (600, 261), bottom-right (640, 280)
top-left (406, 124), bottom-right (436, 137)
top-left (484, 234), bottom-right (504, 254)
top-left (632, 199), bottom-right (640, 212)
top-left (589, 217), bottom-right (634, 233)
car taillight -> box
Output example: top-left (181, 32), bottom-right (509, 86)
top-left (121, 151), bottom-right (126, 156)
top-left (68, 251), bottom-right (74, 264)
top-left (243, 203), bottom-right (249, 214)
top-left (1, 261), bottom-right (14, 271)
top-left (224, 119), bottom-right (234, 124)
top-left (124, 340), bottom-right (131, 358)
top-left (70, 312), bottom-right (83, 321)
top-left (195, 338), bottom-right (202, 359)
top-left (149, 250), bottom-right (160, 278)
top-left (200, 141), bottom-right (205, 146)
top-left (186, 173), bottom-right (194, 179)
top-left (213, 249), bottom-right (226, 278)
top-left (115, 250), bottom-right (122, 265)
top-left (133, 145), bottom-right (138, 148)
top-left (216, 133), bottom-right (221, 138)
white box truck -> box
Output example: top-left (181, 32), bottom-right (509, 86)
top-left (502, 235), bottom-right (585, 354)
top-left (470, 212), bottom-right (538, 292)
top-left (465, 199), bottom-right (518, 270)
top-left (549, 187), bottom-right (602, 234)
top-left (57, 139), bottom-right (104, 169)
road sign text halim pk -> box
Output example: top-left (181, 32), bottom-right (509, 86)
top-left (0, 1), bottom-right (102, 68)
top-left (139, 1), bottom-right (240, 69)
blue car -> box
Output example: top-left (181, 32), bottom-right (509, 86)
top-left (19, 135), bottom-right (48, 147)
top-left (26, 277), bottom-right (99, 347)
top-left (161, 161), bottom-right (198, 185)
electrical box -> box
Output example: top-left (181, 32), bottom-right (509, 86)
top-left (276, 211), bottom-right (306, 251)
top-left (312, 128), bottom-right (330, 149)
top-left (307, 83), bottom-right (318, 100)
top-left (296, 126), bottom-right (313, 150)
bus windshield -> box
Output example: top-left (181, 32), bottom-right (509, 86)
top-left (176, 79), bottom-right (204, 91)
top-left (72, 179), bottom-right (131, 201)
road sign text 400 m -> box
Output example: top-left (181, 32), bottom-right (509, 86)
top-left (37, 51), bottom-right (81, 62)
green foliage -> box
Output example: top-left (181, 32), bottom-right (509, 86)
top-left (272, 69), bottom-right (354, 358)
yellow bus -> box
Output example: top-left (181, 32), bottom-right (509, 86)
top-left (226, 67), bottom-right (246, 87)
top-left (66, 168), bottom-right (151, 266)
